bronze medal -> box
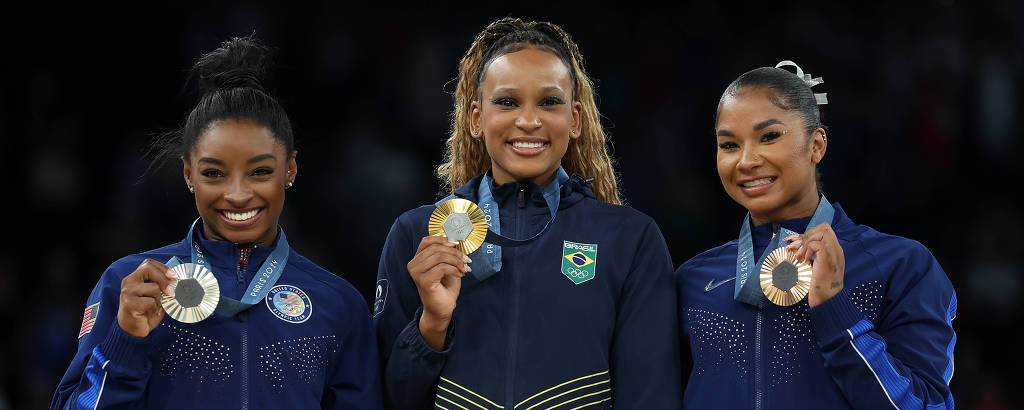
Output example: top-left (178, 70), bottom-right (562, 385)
top-left (759, 246), bottom-right (812, 306)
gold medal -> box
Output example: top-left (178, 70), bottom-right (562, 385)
top-left (161, 263), bottom-right (220, 323)
top-left (428, 198), bottom-right (488, 255)
top-left (759, 246), bottom-right (812, 306)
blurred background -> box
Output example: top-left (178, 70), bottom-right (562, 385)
top-left (1, 2), bottom-right (1020, 409)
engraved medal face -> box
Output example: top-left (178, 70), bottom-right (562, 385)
top-left (441, 213), bottom-right (474, 241)
top-left (428, 198), bottom-right (488, 255)
top-left (161, 263), bottom-right (220, 323)
top-left (759, 246), bottom-right (812, 306)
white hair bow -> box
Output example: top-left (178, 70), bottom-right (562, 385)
top-left (775, 60), bottom-right (828, 105)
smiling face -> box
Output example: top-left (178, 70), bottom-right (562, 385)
top-left (183, 118), bottom-right (297, 246)
top-left (470, 46), bottom-right (582, 187)
top-left (715, 86), bottom-right (826, 226)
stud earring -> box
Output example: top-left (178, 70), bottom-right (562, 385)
top-left (188, 185), bottom-right (194, 193)
top-left (286, 181), bottom-right (293, 188)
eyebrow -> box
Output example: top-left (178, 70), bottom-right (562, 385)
top-left (716, 129), bottom-right (735, 137)
top-left (753, 119), bottom-right (783, 130)
top-left (198, 157), bottom-right (225, 165)
top-left (491, 86), bottom-right (566, 95)
top-left (197, 154), bottom-right (276, 166)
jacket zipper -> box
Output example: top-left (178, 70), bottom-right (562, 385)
top-left (755, 299), bottom-right (764, 410)
top-left (755, 225), bottom-right (775, 410)
top-left (237, 245), bottom-right (250, 410)
top-left (505, 183), bottom-right (527, 407)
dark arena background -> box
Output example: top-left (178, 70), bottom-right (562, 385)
top-left (1, 2), bottom-right (1021, 409)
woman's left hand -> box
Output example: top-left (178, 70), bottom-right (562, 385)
top-left (785, 222), bottom-right (845, 307)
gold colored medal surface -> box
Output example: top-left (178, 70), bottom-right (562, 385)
top-left (759, 246), bottom-right (812, 306)
top-left (161, 263), bottom-right (221, 323)
top-left (428, 198), bottom-right (489, 255)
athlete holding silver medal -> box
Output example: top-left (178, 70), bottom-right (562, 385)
top-left (675, 61), bottom-right (957, 409)
top-left (52, 36), bottom-right (382, 409)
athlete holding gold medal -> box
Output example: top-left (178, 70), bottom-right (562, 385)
top-left (52, 37), bottom-right (381, 409)
top-left (675, 61), bottom-right (957, 409)
top-left (375, 17), bottom-right (681, 410)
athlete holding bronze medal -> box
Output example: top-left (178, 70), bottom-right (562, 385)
top-left (374, 17), bottom-right (681, 410)
top-left (52, 37), bottom-right (382, 409)
top-left (675, 61), bottom-right (957, 409)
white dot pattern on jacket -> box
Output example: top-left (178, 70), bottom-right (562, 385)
top-left (258, 335), bottom-right (339, 391)
top-left (768, 303), bottom-right (817, 387)
top-left (158, 324), bottom-right (234, 385)
top-left (687, 308), bottom-right (749, 381)
top-left (850, 280), bottom-right (884, 323)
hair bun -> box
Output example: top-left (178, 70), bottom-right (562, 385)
top-left (191, 35), bottom-right (272, 94)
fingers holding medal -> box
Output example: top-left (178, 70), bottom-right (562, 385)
top-left (117, 259), bottom-right (175, 338)
top-left (784, 222), bottom-right (846, 307)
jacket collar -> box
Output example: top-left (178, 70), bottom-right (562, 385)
top-left (179, 220), bottom-right (279, 273)
top-left (451, 170), bottom-right (595, 209)
top-left (750, 201), bottom-right (853, 247)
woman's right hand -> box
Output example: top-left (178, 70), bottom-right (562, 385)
top-left (117, 259), bottom-right (176, 338)
top-left (407, 236), bottom-right (472, 350)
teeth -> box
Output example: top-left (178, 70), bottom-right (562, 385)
top-left (512, 141), bottom-right (545, 149)
top-left (742, 177), bottom-right (774, 187)
top-left (224, 209), bottom-right (258, 221)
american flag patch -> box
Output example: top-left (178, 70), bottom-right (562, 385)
top-left (79, 302), bottom-right (100, 338)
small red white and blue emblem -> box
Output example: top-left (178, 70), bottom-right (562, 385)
top-left (265, 285), bottom-right (311, 323)
top-left (79, 302), bottom-right (100, 338)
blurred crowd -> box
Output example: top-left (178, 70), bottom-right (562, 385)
top-left (1, 2), bottom-right (1020, 409)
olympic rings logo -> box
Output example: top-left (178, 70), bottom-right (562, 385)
top-left (565, 267), bottom-right (591, 278)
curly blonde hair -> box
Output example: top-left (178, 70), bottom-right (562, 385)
top-left (436, 17), bottom-right (621, 204)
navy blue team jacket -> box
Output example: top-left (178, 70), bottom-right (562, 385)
top-left (374, 174), bottom-right (682, 409)
top-left (676, 203), bottom-right (956, 409)
top-left (52, 227), bottom-right (383, 409)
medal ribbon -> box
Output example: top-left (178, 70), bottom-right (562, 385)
top-left (436, 167), bottom-right (568, 280)
top-left (734, 195), bottom-right (834, 306)
top-left (167, 218), bottom-right (291, 316)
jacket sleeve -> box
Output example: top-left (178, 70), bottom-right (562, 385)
top-left (810, 239), bottom-right (956, 410)
top-left (610, 219), bottom-right (683, 409)
top-left (323, 286), bottom-right (384, 410)
top-left (51, 263), bottom-right (154, 410)
top-left (373, 214), bottom-right (454, 410)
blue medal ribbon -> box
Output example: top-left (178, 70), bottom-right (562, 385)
top-left (435, 167), bottom-right (569, 281)
top-left (734, 195), bottom-right (834, 306)
top-left (166, 218), bottom-right (291, 317)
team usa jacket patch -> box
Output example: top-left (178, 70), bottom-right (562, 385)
top-left (265, 284), bottom-right (312, 323)
top-left (562, 241), bottom-right (597, 284)
top-left (78, 302), bottom-right (100, 338)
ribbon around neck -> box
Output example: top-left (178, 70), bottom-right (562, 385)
top-left (166, 218), bottom-right (291, 317)
top-left (434, 168), bottom-right (569, 281)
top-left (733, 195), bottom-right (834, 306)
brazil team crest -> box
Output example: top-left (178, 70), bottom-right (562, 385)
top-left (562, 241), bottom-right (597, 284)
top-left (265, 285), bottom-right (312, 323)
